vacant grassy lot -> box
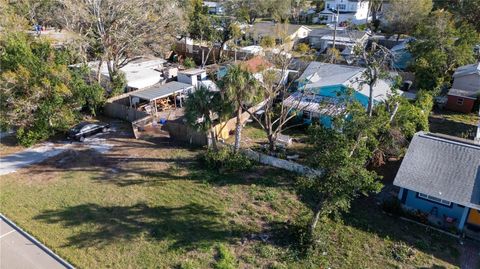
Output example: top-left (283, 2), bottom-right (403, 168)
top-left (0, 133), bottom-right (461, 268)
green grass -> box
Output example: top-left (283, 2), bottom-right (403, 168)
top-left (0, 138), bottom-right (461, 268)
top-left (429, 108), bottom-right (479, 139)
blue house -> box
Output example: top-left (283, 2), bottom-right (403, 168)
top-left (283, 62), bottom-right (413, 126)
top-left (394, 132), bottom-right (480, 235)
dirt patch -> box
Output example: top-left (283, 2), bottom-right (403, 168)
top-left (0, 135), bottom-right (25, 156)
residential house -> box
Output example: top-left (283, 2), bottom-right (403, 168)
top-left (283, 62), bottom-right (412, 126)
top-left (307, 28), bottom-right (368, 58)
top-left (177, 68), bottom-right (220, 92)
top-left (203, 1), bottom-right (223, 15)
top-left (248, 22), bottom-right (312, 50)
top-left (446, 62), bottom-right (480, 113)
top-left (217, 56), bottom-right (293, 87)
top-left (393, 132), bottom-right (480, 236)
top-left (79, 57), bottom-right (167, 92)
top-left (317, 0), bottom-right (370, 25)
top-left (177, 68), bottom-right (207, 87)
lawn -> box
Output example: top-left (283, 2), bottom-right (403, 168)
top-left (0, 134), bottom-right (461, 268)
top-left (429, 108), bottom-right (479, 139)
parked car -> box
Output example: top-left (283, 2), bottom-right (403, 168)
top-left (67, 122), bottom-right (110, 141)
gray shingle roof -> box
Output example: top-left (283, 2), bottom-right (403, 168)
top-left (393, 132), bottom-right (480, 209)
top-left (130, 81), bottom-right (193, 101)
top-left (250, 22), bottom-right (310, 37)
top-left (298, 62), bottom-right (365, 87)
top-left (448, 88), bottom-right (480, 99)
top-left (453, 62), bottom-right (480, 78)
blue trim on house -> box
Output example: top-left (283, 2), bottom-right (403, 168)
top-left (402, 189), bottom-right (465, 228)
top-left (459, 207), bottom-right (470, 230)
top-left (415, 192), bottom-right (453, 208)
top-left (305, 84), bottom-right (371, 108)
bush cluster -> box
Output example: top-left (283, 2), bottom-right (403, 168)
top-left (201, 147), bottom-right (253, 172)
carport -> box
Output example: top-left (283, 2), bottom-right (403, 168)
top-left (129, 81), bottom-right (193, 115)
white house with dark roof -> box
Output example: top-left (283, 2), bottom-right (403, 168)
top-left (308, 28), bottom-right (368, 56)
top-left (394, 132), bottom-right (480, 235)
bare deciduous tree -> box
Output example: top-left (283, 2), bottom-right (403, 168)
top-left (59, 0), bottom-right (185, 81)
top-left (354, 42), bottom-right (394, 117)
top-left (242, 53), bottom-right (312, 152)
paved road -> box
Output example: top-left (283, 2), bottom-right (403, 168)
top-left (0, 216), bottom-right (73, 269)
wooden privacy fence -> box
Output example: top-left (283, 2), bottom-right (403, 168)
top-left (104, 102), bottom-right (149, 122)
top-left (164, 121), bottom-right (208, 146)
top-left (174, 42), bottom-right (253, 65)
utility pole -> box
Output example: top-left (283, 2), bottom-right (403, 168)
top-left (330, 4), bottom-right (340, 63)
top-left (332, 4), bottom-right (339, 50)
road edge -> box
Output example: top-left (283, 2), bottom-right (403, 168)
top-left (0, 213), bottom-right (75, 269)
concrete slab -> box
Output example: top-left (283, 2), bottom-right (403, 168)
top-left (0, 216), bottom-right (73, 269)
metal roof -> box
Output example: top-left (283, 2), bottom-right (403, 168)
top-left (178, 68), bottom-right (206, 76)
top-left (130, 81), bottom-right (193, 101)
top-left (283, 91), bottom-right (345, 116)
top-left (393, 132), bottom-right (480, 209)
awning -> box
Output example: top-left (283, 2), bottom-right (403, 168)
top-left (130, 81), bottom-right (193, 102)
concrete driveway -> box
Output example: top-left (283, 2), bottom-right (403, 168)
top-left (0, 143), bottom-right (70, 176)
top-left (0, 215), bottom-right (73, 269)
top-left (0, 131), bottom-right (114, 176)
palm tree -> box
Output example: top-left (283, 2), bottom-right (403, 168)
top-left (184, 87), bottom-right (219, 149)
top-left (219, 64), bottom-right (260, 153)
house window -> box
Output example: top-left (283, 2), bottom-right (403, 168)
top-left (456, 98), bottom-right (464, 105)
top-left (418, 193), bottom-right (452, 206)
top-left (338, 4), bottom-right (346, 10)
top-left (327, 3), bottom-right (330, 8)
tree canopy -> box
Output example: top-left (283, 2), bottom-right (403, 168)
top-left (409, 10), bottom-right (479, 90)
top-left (0, 32), bottom-right (104, 146)
top-left (384, 0), bottom-right (433, 40)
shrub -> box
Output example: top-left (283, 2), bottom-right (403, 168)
top-left (109, 70), bottom-right (127, 97)
top-left (381, 197), bottom-right (404, 216)
top-left (16, 126), bottom-right (51, 147)
top-left (202, 147), bottom-right (253, 172)
top-left (260, 35), bottom-right (275, 48)
top-left (295, 43), bottom-right (310, 54)
top-left (183, 57), bottom-right (196, 68)
top-left (214, 244), bottom-right (238, 269)
top-left (391, 242), bottom-right (416, 262)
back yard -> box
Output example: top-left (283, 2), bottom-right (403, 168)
top-left (429, 108), bottom-right (479, 139)
top-left (0, 123), bottom-right (463, 268)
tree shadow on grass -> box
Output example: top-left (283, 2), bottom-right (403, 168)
top-left (340, 197), bottom-right (461, 266)
top-left (34, 202), bottom-right (249, 250)
top-left (28, 144), bottom-right (295, 189)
